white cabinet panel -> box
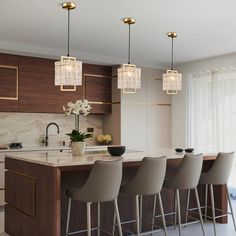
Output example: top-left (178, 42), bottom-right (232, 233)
top-left (147, 105), bottom-right (171, 150)
top-left (0, 190), bottom-right (4, 205)
top-left (121, 103), bottom-right (148, 151)
top-left (0, 171), bottom-right (4, 189)
top-left (147, 79), bottom-right (171, 104)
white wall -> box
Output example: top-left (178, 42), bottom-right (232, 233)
top-left (172, 52), bottom-right (236, 148)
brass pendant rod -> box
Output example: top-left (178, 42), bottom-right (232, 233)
top-left (128, 23), bottom-right (131, 64)
top-left (171, 37), bottom-right (174, 70)
top-left (67, 9), bottom-right (70, 57)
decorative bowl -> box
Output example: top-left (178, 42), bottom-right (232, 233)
top-left (175, 148), bottom-right (183, 153)
top-left (107, 146), bottom-right (126, 156)
top-left (185, 148), bottom-right (194, 153)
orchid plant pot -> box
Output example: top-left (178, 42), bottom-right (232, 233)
top-left (71, 141), bottom-right (85, 156)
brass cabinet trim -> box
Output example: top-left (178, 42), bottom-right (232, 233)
top-left (60, 85), bottom-right (77, 92)
top-left (6, 170), bottom-right (36, 180)
top-left (84, 73), bottom-right (112, 79)
top-left (122, 101), bottom-right (171, 106)
top-left (89, 101), bottom-right (111, 105)
top-left (0, 65), bottom-right (18, 100)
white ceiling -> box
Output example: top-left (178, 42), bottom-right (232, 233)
top-left (1, 0), bottom-right (236, 68)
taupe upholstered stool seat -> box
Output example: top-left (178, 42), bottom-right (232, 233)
top-left (163, 153), bottom-right (205, 236)
top-left (114, 156), bottom-right (168, 236)
top-left (65, 159), bottom-right (123, 236)
top-left (197, 152), bottom-right (236, 236)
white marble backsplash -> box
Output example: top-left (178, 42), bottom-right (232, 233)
top-left (0, 112), bottom-right (103, 147)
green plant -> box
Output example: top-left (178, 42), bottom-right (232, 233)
top-left (66, 130), bottom-right (92, 142)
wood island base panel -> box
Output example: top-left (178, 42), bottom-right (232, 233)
top-left (4, 151), bottom-right (227, 236)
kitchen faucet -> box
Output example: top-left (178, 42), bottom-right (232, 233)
top-left (42, 122), bottom-right (60, 146)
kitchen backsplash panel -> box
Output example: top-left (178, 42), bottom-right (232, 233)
top-left (0, 112), bottom-right (103, 147)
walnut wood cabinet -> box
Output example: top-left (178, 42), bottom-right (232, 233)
top-left (0, 54), bottom-right (19, 111)
top-left (0, 53), bottom-right (112, 114)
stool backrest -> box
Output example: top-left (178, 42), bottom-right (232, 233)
top-left (204, 152), bottom-right (234, 184)
top-left (79, 159), bottom-right (122, 202)
top-left (172, 153), bottom-right (203, 190)
top-left (124, 156), bottom-right (167, 195)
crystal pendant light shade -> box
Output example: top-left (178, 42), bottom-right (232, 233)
top-left (117, 18), bottom-right (141, 94)
top-left (55, 56), bottom-right (82, 86)
top-left (55, 2), bottom-right (82, 87)
top-left (162, 69), bottom-right (182, 94)
top-left (118, 64), bottom-right (141, 93)
top-left (162, 32), bottom-right (182, 94)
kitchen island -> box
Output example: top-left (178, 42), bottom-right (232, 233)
top-left (4, 150), bottom-right (227, 236)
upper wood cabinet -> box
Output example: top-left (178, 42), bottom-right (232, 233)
top-left (0, 54), bottom-right (19, 112)
top-left (18, 56), bottom-right (83, 113)
top-left (83, 64), bottom-right (112, 114)
top-left (0, 53), bottom-right (112, 114)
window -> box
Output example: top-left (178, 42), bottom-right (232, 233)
top-left (187, 68), bottom-right (236, 197)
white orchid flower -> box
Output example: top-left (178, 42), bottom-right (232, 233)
top-left (63, 99), bottom-right (92, 116)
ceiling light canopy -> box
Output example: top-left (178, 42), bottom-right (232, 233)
top-left (55, 2), bottom-right (82, 87)
top-left (162, 32), bottom-right (182, 95)
top-left (117, 17), bottom-right (141, 94)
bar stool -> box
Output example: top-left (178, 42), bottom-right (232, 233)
top-left (65, 159), bottom-right (123, 236)
top-left (163, 153), bottom-right (205, 236)
top-left (115, 156), bottom-right (167, 236)
top-left (198, 152), bottom-right (236, 236)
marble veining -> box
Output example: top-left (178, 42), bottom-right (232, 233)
top-left (0, 112), bottom-right (103, 147)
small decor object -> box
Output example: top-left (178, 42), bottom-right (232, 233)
top-left (55, 2), bottom-right (83, 87)
top-left (175, 148), bottom-right (183, 153)
top-left (66, 130), bottom-right (92, 156)
top-left (185, 148), bottom-right (194, 153)
top-left (162, 32), bottom-right (182, 94)
top-left (117, 17), bottom-right (141, 94)
top-left (63, 99), bottom-right (92, 131)
top-left (107, 146), bottom-right (126, 156)
top-left (96, 134), bottom-right (112, 145)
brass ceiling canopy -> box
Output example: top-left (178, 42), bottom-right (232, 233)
top-left (62, 2), bottom-right (76, 10)
top-left (167, 32), bottom-right (177, 38)
top-left (123, 17), bottom-right (136, 25)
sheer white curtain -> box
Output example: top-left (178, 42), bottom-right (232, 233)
top-left (188, 69), bottom-right (236, 188)
top-left (188, 69), bottom-right (236, 153)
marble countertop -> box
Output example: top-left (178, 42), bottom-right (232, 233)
top-left (5, 149), bottom-right (188, 167)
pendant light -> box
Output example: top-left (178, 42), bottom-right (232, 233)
top-left (162, 32), bottom-right (182, 94)
top-left (117, 17), bottom-right (141, 94)
top-left (55, 2), bottom-right (82, 86)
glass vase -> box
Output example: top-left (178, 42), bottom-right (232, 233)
top-left (75, 114), bottom-right (80, 131)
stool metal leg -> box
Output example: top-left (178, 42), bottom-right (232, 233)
top-left (204, 184), bottom-right (208, 222)
top-left (97, 202), bottom-right (101, 236)
top-left (151, 194), bottom-right (157, 232)
top-left (66, 197), bottom-right (72, 236)
top-left (136, 195), bottom-right (140, 236)
top-left (210, 184), bottom-right (216, 236)
top-left (185, 189), bottom-right (190, 224)
top-left (176, 189), bottom-right (182, 236)
top-left (114, 198), bottom-right (123, 236)
top-left (139, 195), bottom-right (143, 233)
top-left (112, 209), bottom-right (116, 235)
top-left (174, 190), bottom-right (177, 230)
top-left (226, 185), bottom-right (236, 230)
top-left (158, 193), bottom-right (168, 236)
top-left (194, 187), bottom-right (205, 236)
top-left (87, 202), bottom-right (92, 236)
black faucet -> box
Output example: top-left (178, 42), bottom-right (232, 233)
top-left (42, 122), bottom-right (60, 146)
